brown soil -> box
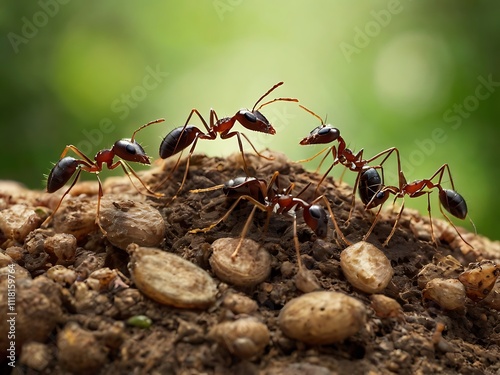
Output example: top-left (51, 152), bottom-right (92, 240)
top-left (1, 151), bottom-right (499, 375)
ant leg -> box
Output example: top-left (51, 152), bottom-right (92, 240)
top-left (110, 160), bottom-right (164, 198)
top-left (170, 138), bottom-right (200, 201)
top-left (362, 203), bottom-right (384, 242)
top-left (189, 195), bottom-right (266, 234)
top-left (231, 205), bottom-right (258, 260)
top-left (314, 195), bottom-right (352, 246)
top-left (58, 145), bottom-right (95, 166)
top-left (239, 132), bottom-right (275, 161)
top-left (346, 170), bottom-right (363, 228)
top-left (94, 173), bottom-right (108, 235)
top-left (382, 199), bottom-right (405, 247)
top-left (296, 146), bottom-right (330, 166)
top-left (292, 214), bottom-right (304, 272)
top-left (42, 169), bottom-right (83, 228)
top-left (184, 108), bottom-right (212, 132)
top-left (425, 191), bottom-right (438, 247)
top-left (265, 171), bottom-right (281, 198)
top-left (438, 202), bottom-right (475, 249)
top-left (428, 164), bottom-right (458, 191)
top-left (220, 131), bottom-right (272, 176)
top-left (189, 184), bottom-right (225, 194)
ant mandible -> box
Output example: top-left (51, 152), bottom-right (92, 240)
top-left (189, 172), bottom-right (350, 272)
top-left (157, 82), bottom-right (298, 200)
top-left (359, 164), bottom-right (475, 248)
top-left (297, 105), bottom-right (403, 223)
top-left (42, 118), bottom-right (165, 233)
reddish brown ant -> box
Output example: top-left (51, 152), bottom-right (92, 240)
top-left (157, 82), bottom-right (298, 200)
top-left (360, 164), bottom-right (475, 248)
top-left (42, 118), bottom-right (165, 233)
top-left (189, 172), bottom-right (350, 271)
top-left (297, 105), bottom-right (403, 223)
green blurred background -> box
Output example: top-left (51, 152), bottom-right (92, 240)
top-left (1, 1), bottom-right (499, 240)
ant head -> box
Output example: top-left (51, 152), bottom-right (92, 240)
top-left (47, 156), bottom-right (80, 193)
top-left (439, 189), bottom-right (468, 219)
top-left (224, 177), bottom-right (255, 190)
top-left (299, 125), bottom-right (340, 145)
top-left (305, 204), bottom-right (329, 238)
top-left (298, 105), bottom-right (341, 145)
top-left (366, 190), bottom-right (391, 209)
top-left (112, 139), bottom-right (151, 164)
top-left (234, 109), bottom-right (276, 135)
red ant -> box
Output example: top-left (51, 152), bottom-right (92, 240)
top-left (42, 119), bottom-right (165, 233)
top-left (297, 105), bottom-right (402, 223)
top-left (189, 172), bottom-right (350, 272)
top-left (157, 82), bottom-right (298, 200)
top-left (359, 164), bottom-right (475, 248)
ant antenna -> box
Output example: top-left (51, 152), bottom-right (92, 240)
top-left (299, 105), bottom-right (324, 124)
top-left (131, 118), bottom-right (165, 142)
top-left (252, 81), bottom-right (284, 111)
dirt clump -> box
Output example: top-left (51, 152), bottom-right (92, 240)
top-left (0, 152), bottom-right (499, 374)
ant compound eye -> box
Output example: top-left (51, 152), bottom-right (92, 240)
top-left (126, 144), bottom-right (137, 154)
top-left (309, 205), bottom-right (323, 219)
top-left (243, 111), bottom-right (257, 123)
top-left (318, 127), bottom-right (331, 136)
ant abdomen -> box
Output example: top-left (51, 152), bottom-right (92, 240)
top-left (358, 168), bottom-right (383, 205)
top-left (304, 204), bottom-right (329, 238)
top-left (440, 189), bottom-right (468, 220)
top-left (47, 156), bottom-right (80, 193)
top-left (159, 125), bottom-right (201, 158)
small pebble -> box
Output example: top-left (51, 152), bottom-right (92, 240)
top-left (99, 198), bottom-right (165, 250)
top-left (370, 294), bottom-right (403, 319)
top-left (57, 322), bottom-right (108, 373)
top-left (128, 245), bottom-right (217, 309)
top-left (46, 265), bottom-right (77, 285)
top-left (422, 278), bottom-right (466, 310)
top-left (52, 197), bottom-right (98, 240)
top-left (210, 238), bottom-right (271, 288)
top-left (278, 291), bottom-right (366, 345)
top-left (223, 293), bottom-right (259, 314)
top-left (208, 317), bottom-right (270, 359)
top-left (44, 233), bottom-right (77, 264)
top-left (340, 241), bottom-right (393, 294)
top-left (0, 204), bottom-right (42, 244)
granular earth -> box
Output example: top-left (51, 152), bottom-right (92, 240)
top-left (0, 151), bottom-right (499, 375)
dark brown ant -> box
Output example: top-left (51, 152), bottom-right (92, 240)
top-left (297, 105), bottom-right (403, 223)
top-left (190, 172), bottom-right (350, 271)
top-left (42, 119), bottom-right (165, 232)
top-left (157, 82), bottom-right (298, 200)
top-left (360, 164), bottom-right (475, 247)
